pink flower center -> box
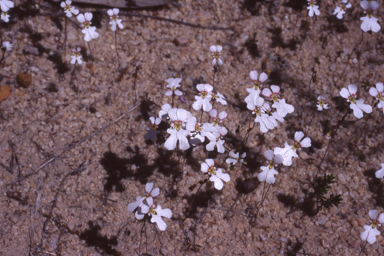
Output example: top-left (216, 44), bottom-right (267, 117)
top-left (348, 94), bottom-right (356, 104)
top-left (208, 165), bottom-right (216, 175)
top-left (174, 120), bottom-right (182, 131)
top-left (377, 92), bottom-right (384, 101)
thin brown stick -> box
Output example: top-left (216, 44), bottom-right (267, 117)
top-left (7, 104), bottom-right (140, 186)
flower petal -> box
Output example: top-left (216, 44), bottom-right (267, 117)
top-left (339, 88), bottom-right (350, 99)
top-left (369, 87), bottom-right (379, 97)
top-left (300, 137), bottom-right (311, 148)
top-left (216, 168), bottom-right (230, 182)
top-left (348, 84), bottom-right (357, 94)
top-left (376, 83), bottom-right (383, 93)
top-left (259, 72), bottom-right (268, 82)
top-left (151, 214), bottom-right (167, 231)
top-left (205, 159), bottom-right (215, 166)
top-left (270, 85), bottom-right (280, 94)
top-left (250, 70), bottom-right (258, 80)
top-left (210, 175), bottom-right (224, 190)
top-left (127, 196), bottom-right (144, 212)
top-left (370, 1), bottom-right (380, 10)
top-left (274, 154), bottom-right (283, 164)
top-left (263, 150), bottom-right (274, 161)
top-left (294, 131), bottom-right (305, 142)
top-left (151, 187), bottom-right (160, 197)
top-left (146, 196), bottom-right (153, 206)
top-left (262, 88), bottom-right (272, 97)
top-left (155, 205), bottom-right (172, 218)
top-left (350, 103), bottom-right (364, 119)
top-left (360, 0), bottom-right (369, 10)
top-left (77, 13), bottom-right (85, 23)
top-left (145, 182), bottom-right (154, 193)
top-left (369, 209), bottom-right (378, 220)
top-left (201, 163), bottom-right (209, 172)
top-left (355, 99), bottom-right (372, 114)
top-left (84, 12), bottom-right (93, 21)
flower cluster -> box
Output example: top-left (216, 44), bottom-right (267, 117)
top-left (244, 71), bottom-right (294, 133)
top-left (0, 0), bottom-right (14, 23)
top-left (361, 209), bottom-right (384, 244)
top-left (210, 45), bottom-right (223, 66)
top-left (274, 131), bottom-right (311, 166)
top-left (258, 150), bottom-right (283, 184)
top-left (144, 116), bottom-right (161, 142)
top-left (201, 159), bottom-right (230, 190)
top-left (307, 0), bottom-right (320, 17)
top-left (360, 1), bottom-right (381, 33)
top-left (127, 183), bottom-right (172, 231)
top-left (316, 96), bottom-right (330, 111)
top-left (70, 47), bottom-right (82, 64)
top-left (226, 151), bottom-right (246, 166)
top-left (333, 0), bottom-right (351, 19)
top-left (61, 0), bottom-right (79, 17)
top-left (340, 84), bottom-right (372, 119)
top-left (107, 8), bottom-right (124, 31)
top-left (1, 41), bottom-right (12, 51)
top-left (77, 12), bottom-right (99, 42)
top-left (369, 82), bottom-right (384, 114)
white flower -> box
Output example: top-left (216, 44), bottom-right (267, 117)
top-left (360, 1), bottom-right (381, 33)
top-left (244, 70), bottom-right (268, 104)
top-left (60, 0), bottom-right (79, 17)
top-left (164, 108), bottom-right (191, 150)
top-left (307, 0), bottom-right (320, 17)
top-left (262, 85), bottom-right (294, 118)
top-left (0, 0), bottom-right (14, 12)
top-left (369, 82), bottom-right (384, 114)
top-left (333, 0), bottom-right (351, 19)
top-left (77, 13), bottom-right (99, 42)
top-left (210, 45), bottom-right (223, 66)
top-left (247, 97), bottom-right (275, 133)
top-left (340, 84), bottom-right (372, 119)
top-left (159, 103), bottom-right (172, 119)
top-left (70, 47), bottom-right (82, 64)
top-left (205, 125), bottom-right (227, 153)
top-left (107, 8), bottom-right (124, 31)
top-left (192, 84), bottom-right (213, 112)
top-left (274, 131), bottom-right (311, 166)
top-left (201, 159), bottom-right (230, 190)
top-left (361, 209), bottom-right (384, 244)
top-left (127, 182), bottom-right (160, 219)
top-left (212, 92), bottom-right (227, 105)
top-left (140, 197), bottom-right (172, 231)
top-left (273, 142), bottom-right (298, 167)
top-left (165, 78), bottom-right (183, 96)
top-left (258, 150), bottom-right (283, 184)
top-left (263, 102), bottom-right (284, 127)
top-left (375, 163), bottom-right (384, 178)
top-left (1, 11), bottom-right (9, 22)
top-left (226, 151), bottom-right (246, 165)
top-left (1, 41), bottom-right (12, 51)
top-left (209, 109), bottom-right (227, 126)
top-left (316, 96), bottom-right (330, 111)
top-left (144, 117), bottom-right (161, 142)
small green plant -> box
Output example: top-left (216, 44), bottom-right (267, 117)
top-left (310, 174), bottom-right (343, 214)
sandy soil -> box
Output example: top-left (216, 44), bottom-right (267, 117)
top-left (1, 0), bottom-right (384, 255)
